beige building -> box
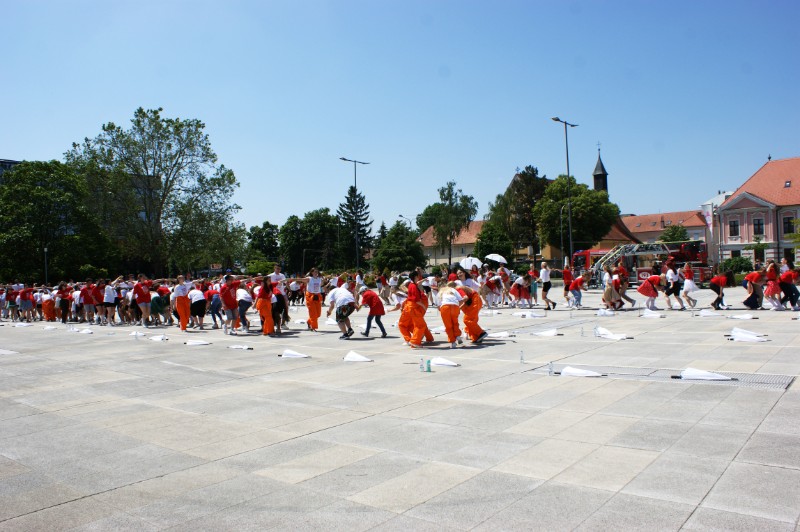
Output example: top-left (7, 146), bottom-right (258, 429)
top-left (417, 221), bottom-right (484, 268)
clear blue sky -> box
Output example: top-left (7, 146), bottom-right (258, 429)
top-left (3, 0), bottom-right (798, 233)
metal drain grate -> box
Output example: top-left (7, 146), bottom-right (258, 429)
top-left (532, 364), bottom-right (795, 390)
top-left (649, 369), bottom-right (795, 390)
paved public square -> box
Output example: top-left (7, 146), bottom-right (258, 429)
top-left (1, 286), bottom-right (799, 531)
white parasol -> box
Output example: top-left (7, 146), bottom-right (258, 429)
top-left (459, 257), bottom-right (483, 270)
top-left (484, 254), bottom-right (508, 264)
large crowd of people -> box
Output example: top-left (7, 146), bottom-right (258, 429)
top-left (3, 257), bottom-right (798, 348)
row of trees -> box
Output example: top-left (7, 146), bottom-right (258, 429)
top-left (1, 107), bottom-right (625, 283)
top-left (0, 108), bottom-right (246, 282)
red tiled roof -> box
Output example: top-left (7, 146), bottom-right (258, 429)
top-left (621, 211), bottom-right (706, 234)
top-left (604, 218), bottom-right (641, 243)
top-left (720, 157), bottom-right (800, 208)
top-left (418, 220), bottom-right (485, 247)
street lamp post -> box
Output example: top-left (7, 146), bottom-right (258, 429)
top-left (44, 247), bottom-right (48, 285)
top-left (551, 117), bottom-right (578, 262)
top-left (559, 204), bottom-right (566, 268)
top-left (339, 157), bottom-right (370, 270)
top-left (398, 214), bottom-right (413, 228)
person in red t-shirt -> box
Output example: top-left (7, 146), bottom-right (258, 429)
top-left (562, 267), bottom-right (574, 303)
top-left (709, 272), bottom-right (730, 310)
top-left (743, 270), bottom-right (765, 310)
top-left (55, 282), bottom-right (73, 324)
top-left (357, 286), bottom-right (387, 337)
top-left (133, 274), bottom-right (156, 326)
top-left (779, 268), bottom-right (800, 309)
top-left (567, 272), bottom-right (590, 308)
top-left (219, 274), bottom-right (242, 335)
top-left (635, 274), bottom-right (665, 311)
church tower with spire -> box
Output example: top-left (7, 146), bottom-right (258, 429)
top-left (593, 147), bottom-right (608, 194)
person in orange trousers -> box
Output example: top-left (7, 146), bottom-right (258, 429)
top-left (437, 283), bottom-right (463, 348)
top-left (397, 296), bottom-right (414, 343)
top-left (420, 293), bottom-right (435, 343)
top-left (460, 286), bottom-right (487, 344)
top-left (42, 294), bottom-right (56, 322)
top-left (287, 268), bottom-right (323, 331)
top-left (405, 271), bottom-right (429, 348)
top-left (255, 278), bottom-right (274, 335)
top-left (172, 275), bottom-right (193, 331)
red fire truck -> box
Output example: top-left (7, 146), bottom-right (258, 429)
top-left (571, 249), bottom-right (611, 273)
top-left (589, 241), bottom-right (713, 286)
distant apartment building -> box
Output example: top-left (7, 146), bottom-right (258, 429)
top-left (417, 220), bottom-right (484, 268)
top-left (717, 157), bottom-right (800, 264)
top-left (621, 210), bottom-right (710, 244)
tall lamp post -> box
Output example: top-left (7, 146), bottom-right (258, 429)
top-left (551, 117), bottom-right (578, 262)
top-left (43, 247), bottom-right (48, 285)
top-left (339, 157), bottom-right (370, 270)
top-left (559, 204), bottom-right (566, 268)
top-left (398, 214), bottom-right (413, 228)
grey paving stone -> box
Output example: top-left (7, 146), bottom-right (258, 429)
top-left (299, 451), bottom-right (423, 497)
top-left (682, 507), bottom-right (795, 531)
top-left (702, 462), bottom-right (800, 523)
top-left (668, 424), bottom-right (751, 461)
top-left (574, 492), bottom-right (694, 531)
top-left (368, 514), bottom-right (462, 532)
top-left (472, 481), bottom-right (613, 531)
top-left (621, 452), bottom-right (728, 505)
top-left (406, 470), bottom-right (542, 529)
top-left (295, 500), bottom-right (397, 532)
top-left (1, 295), bottom-right (800, 530)
top-left (609, 418), bottom-right (694, 451)
top-left (126, 474), bottom-right (283, 529)
top-left (737, 431), bottom-right (800, 469)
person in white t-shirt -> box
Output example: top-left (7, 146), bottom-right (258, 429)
top-left (268, 264), bottom-right (289, 327)
top-left (188, 286), bottom-right (207, 329)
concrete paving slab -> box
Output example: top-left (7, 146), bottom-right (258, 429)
top-left (621, 452), bottom-right (729, 505)
top-left (347, 462), bottom-right (480, 513)
top-left (574, 492), bottom-right (695, 531)
top-left (682, 507), bottom-right (795, 531)
top-left (1, 286), bottom-right (799, 528)
top-left (405, 470), bottom-right (542, 529)
top-left (473, 481), bottom-right (614, 531)
top-left (493, 438), bottom-right (598, 480)
top-left (736, 431), bottom-right (800, 469)
top-left (702, 461), bottom-right (800, 523)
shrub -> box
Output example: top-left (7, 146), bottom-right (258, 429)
top-left (721, 256), bottom-right (753, 274)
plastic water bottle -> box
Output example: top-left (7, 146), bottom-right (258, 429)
top-left (519, 349), bottom-right (524, 364)
top-left (419, 357), bottom-right (425, 372)
top-left (548, 361), bottom-right (554, 375)
top-left (426, 359), bottom-right (431, 372)
top-left (580, 326), bottom-right (584, 337)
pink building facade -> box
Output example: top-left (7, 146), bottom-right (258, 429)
top-left (718, 157), bottom-right (800, 264)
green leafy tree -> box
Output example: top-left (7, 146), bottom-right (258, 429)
top-left (532, 175), bottom-right (620, 253)
top-left (417, 181), bottom-right (478, 265)
top-left (0, 161), bottom-right (114, 282)
top-left (374, 222), bottom-right (388, 251)
top-left (165, 170), bottom-right (245, 273)
top-left (473, 222), bottom-right (514, 264)
top-left (372, 222), bottom-right (427, 273)
top-left (278, 215), bottom-right (302, 272)
top-left (299, 208), bottom-right (340, 273)
top-left (336, 186), bottom-right (373, 268)
top-left (65, 107), bottom-right (238, 275)
top-left (659, 224), bottom-right (690, 243)
top-left (504, 166), bottom-right (549, 252)
top-left (247, 221), bottom-right (280, 261)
